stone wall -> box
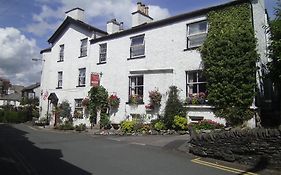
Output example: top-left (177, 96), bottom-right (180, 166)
top-left (189, 128), bottom-right (281, 170)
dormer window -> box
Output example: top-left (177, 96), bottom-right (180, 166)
top-left (80, 38), bottom-right (88, 57)
top-left (187, 21), bottom-right (208, 49)
top-left (58, 44), bottom-right (64, 62)
top-left (130, 34), bottom-right (145, 58)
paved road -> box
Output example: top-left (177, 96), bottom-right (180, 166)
top-left (0, 123), bottom-right (263, 175)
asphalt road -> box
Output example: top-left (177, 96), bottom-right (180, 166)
top-left (0, 123), bottom-right (258, 175)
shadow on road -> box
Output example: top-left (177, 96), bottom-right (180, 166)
top-left (0, 124), bottom-right (91, 175)
top-left (237, 157), bottom-right (269, 175)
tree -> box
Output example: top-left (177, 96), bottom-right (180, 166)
top-left (200, 4), bottom-right (258, 126)
top-left (269, 0), bottom-right (281, 97)
top-left (164, 86), bottom-right (186, 129)
top-left (0, 78), bottom-right (11, 96)
top-left (88, 86), bottom-right (108, 126)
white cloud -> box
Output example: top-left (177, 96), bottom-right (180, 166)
top-left (27, 0), bottom-right (171, 36)
top-left (0, 27), bottom-right (41, 85)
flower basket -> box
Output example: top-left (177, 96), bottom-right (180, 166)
top-left (186, 92), bottom-right (207, 105)
top-left (149, 90), bottom-right (162, 107)
top-left (129, 95), bottom-right (143, 105)
top-left (108, 94), bottom-right (120, 108)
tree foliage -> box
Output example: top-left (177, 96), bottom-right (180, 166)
top-left (88, 86), bottom-right (108, 122)
top-left (269, 0), bottom-right (281, 94)
top-left (0, 78), bottom-right (11, 96)
top-left (200, 3), bottom-right (258, 126)
top-left (164, 86), bottom-right (186, 129)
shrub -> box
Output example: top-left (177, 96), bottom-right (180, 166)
top-left (57, 100), bottom-right (72, 121)
top-left (108, 94), bottom-right (120, 108)
top-left (172, 115), bottom-right (188, 131)
top-left (148, 89), bottom-right (162, 106)
top-left (191, 119), bottom-right (224, 130)
top-left (154, 120), bottom-right (166, 131)
top-left (75, 123), bottom-right (86, 131)
top-left (164, 86), bottom-right (186, 129)
top-left (55, 121), bottom-right (74, 130)
top-left (120, 120), bottom-right (136, 133)
top-left (100, 113), bottom-right (111, 129)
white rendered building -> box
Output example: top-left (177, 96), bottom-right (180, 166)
top-left (40, 0), bottom-right (269, 127)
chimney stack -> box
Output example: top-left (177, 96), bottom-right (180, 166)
top-left (65, 7), bottom-right (85, 21)
top-left (107, 19), bottom-right (121, 34)
top-left (132, 2), bottom-right (153, 27)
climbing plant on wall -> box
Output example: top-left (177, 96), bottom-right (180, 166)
top-left (200, 3), bottom-right (258, 126)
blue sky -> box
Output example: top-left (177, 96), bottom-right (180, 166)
top-left (0, 0), bottom-right (278, 85)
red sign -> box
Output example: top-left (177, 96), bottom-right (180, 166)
top-left (91, 73), bottom-right (100, 87)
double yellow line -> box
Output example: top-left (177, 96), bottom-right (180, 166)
top-left (191, 158), bottom-right (258, 175)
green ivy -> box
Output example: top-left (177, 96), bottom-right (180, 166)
top-left (200, 3), bottom-right (258, 126)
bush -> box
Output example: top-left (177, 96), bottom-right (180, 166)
top-left (164, 86), bottom-right (186, 129)
top-left (120, 120), bottom-right (136, 133)
top-left (172, 115), bottom-right (188, 131)
top-left (100, 113), bottom-right (111, 129)
top-left (55, 121), bottom-right (74, 130)
top-left (75, 123), bottom-right (86, 131)
top-left (191, 119), bottom-right (224, 130)
top-left (154, 120), bottom-right (166, 131)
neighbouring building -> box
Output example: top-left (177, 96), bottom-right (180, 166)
top-left (0, 85), bottom-right (24, 107)
top-left (22, 82), bottom-right (41, 99)
top-left (40, 0), bottom-right (269, 127)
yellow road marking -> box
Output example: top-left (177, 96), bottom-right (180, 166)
top-left (191, 158), bottom-right (258, 175)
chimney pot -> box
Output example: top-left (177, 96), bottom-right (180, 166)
top-left (145, 6), bottom-right (149, 15)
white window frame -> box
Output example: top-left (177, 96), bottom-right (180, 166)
top-left (187, 20), bottom-right (208, 49)
top-left (78, 68), bottom-right (86, 86)
top-left (99, 43), bottom-right (107, 63)
top-left (80, 38), bottom-right (88, 57)
top-left (186, 70), bottom-right (207, 95)
top-left (130, 35), bottom-right (145, 58)
top-left (59, 44), bottom-right (64, 61)
top-left (129, 75), bottom-right (144, 98)
top-left (58, 71), bottom-right (63, 88)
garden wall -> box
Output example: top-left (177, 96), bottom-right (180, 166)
top-left (189, 127), bottom-right (281, 170)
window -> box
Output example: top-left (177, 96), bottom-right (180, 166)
top-left (130, 35), bottom-right (145, 58)
top-left (129, 75), bottom-right (144, 102)
top-left (78, 68), bottom-right (86, 87)
top-left (74, 99), bottom-right (83, 118)
top-left (99, 43), bottom-right (107, 63)
top-left (80, 38), bottom-right (88, 57)
top-left (57, 71), bottom-right (63, 88)
top-left (187, 21), bottom-right (207, 48)
top-left (186, 71), bottom-right (207, 95)
top-left (59, 44), bottom-right (64, 61)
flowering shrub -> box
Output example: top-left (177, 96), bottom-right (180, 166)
top-left (120, 120), bottom-right (136, 133)
top-left (186, 92), bottom-right (207, 105)
top-left (108, 94), bottom-right (120, 108)
top-left (149, 90), bottom-right (162, 106)
top-left (129, 94), bottom-right (143, 105)
top-left (73, 109), bottom-right (83, 118)
top-left (191, 119), bottom-right (224, 130)
top-left (154, 120), bottom-right (166, 131)
top-left (172, 115), bottom-right (188, 131)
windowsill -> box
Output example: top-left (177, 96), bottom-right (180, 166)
top-left (126, 101), bottom-right (145, 105)
top-left (57, 60), bottom-right (64, 62)
top-left (76, 85), bottom-right (86, 87)
top-left (127, 55), bottom-right (145, 60)
top-left (185, 105), bottom-right (214, 109)
top-left (97, 62), bottom-right (107, 65)
top-left (56, 87), bottom-right (62, 89)
top-left (183, 47), bottom-right (199, 51)
top-left (78, 55), bottom-right (87, 58)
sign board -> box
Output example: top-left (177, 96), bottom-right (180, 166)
top-left (91, 73), bottom-right (100, 87)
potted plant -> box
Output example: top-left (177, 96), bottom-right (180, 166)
top-left (186, 92), bottom-right (207, 105)
top-left (149, 89), bottom-right (162, 107)
top-left (108, 94), bottom-right (120, 108)
top-left (129, 94), bottom-right (143, 105)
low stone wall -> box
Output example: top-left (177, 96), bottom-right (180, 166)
top-left (189, 127), bottom-right (281, 170)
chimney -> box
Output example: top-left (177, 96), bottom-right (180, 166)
top-left (132, 2), bottom-right (153, 27)
top-left (65, 7), bottom-right (85, 21)
top-left (107, 19), bottom-right (121, 34)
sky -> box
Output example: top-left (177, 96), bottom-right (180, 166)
top-left (0, 0), bottom-right (278, 86)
